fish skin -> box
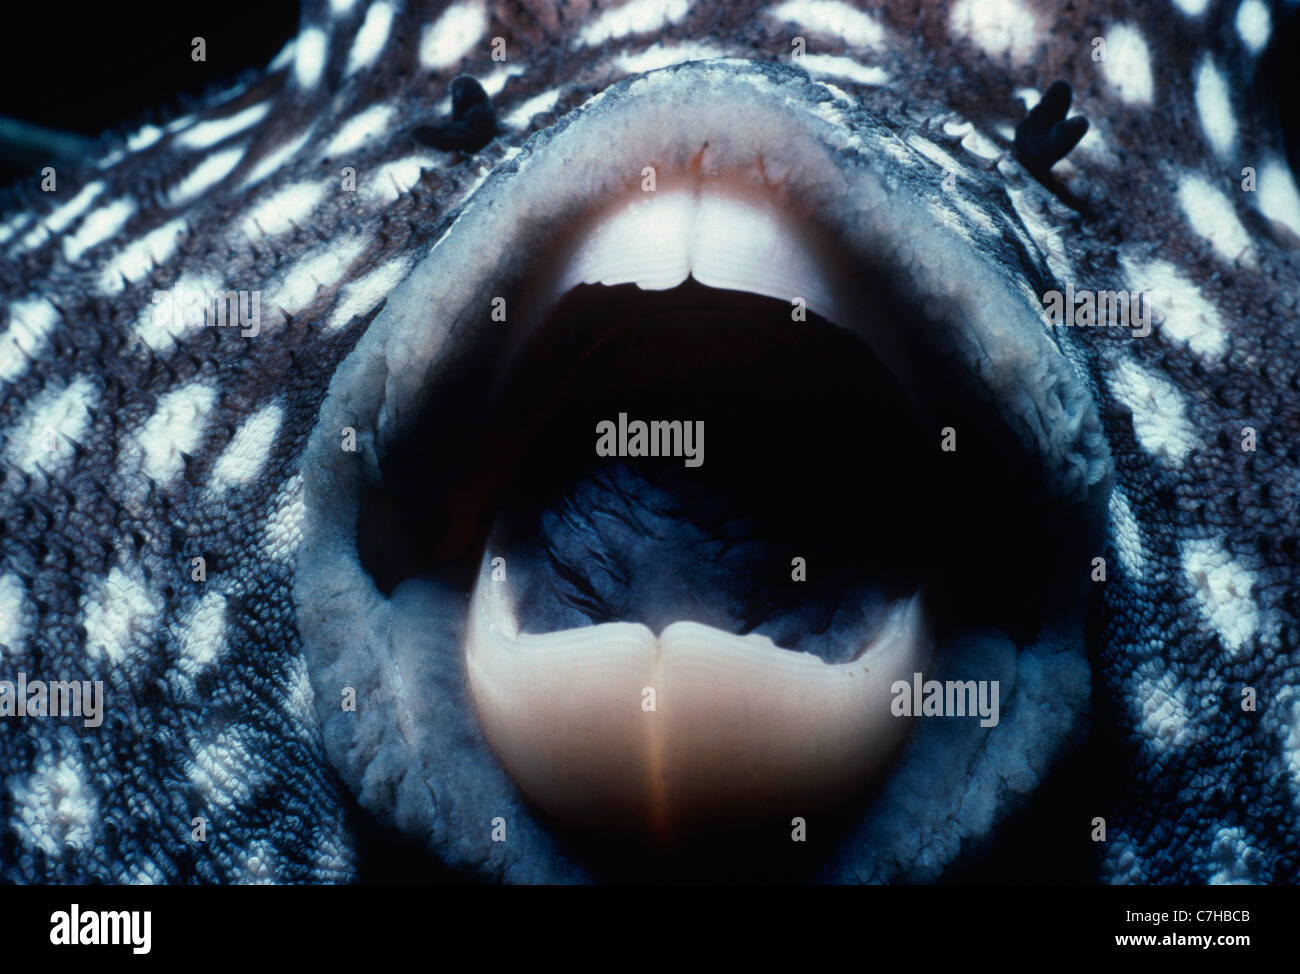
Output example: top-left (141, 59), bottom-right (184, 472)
top-left (0, 0), bottom-right (1296, 883)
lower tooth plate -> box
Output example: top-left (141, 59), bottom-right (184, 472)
top-left (465, 560), bottom-right (930, 838)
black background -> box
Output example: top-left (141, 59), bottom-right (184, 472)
top-left (0, 2), bottom-right (299, 191)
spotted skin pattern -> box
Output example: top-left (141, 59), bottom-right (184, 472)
top-left (0, 0), bottom-right (1297, 883)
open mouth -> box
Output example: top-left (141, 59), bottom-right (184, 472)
top-left (295, 60), bottom-right (1110, 881)
top-left (462, 272), bottom-right (935, 842)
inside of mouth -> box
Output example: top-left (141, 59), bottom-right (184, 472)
top-left (360, 273), bottom-right (1088, 655)
top-left (486, 279), bottom-right (930, 661)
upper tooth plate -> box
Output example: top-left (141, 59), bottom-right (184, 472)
top-left (550, 181), bottom-right (852, 327)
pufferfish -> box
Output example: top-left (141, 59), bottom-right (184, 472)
top-left (0, 0), bottom-right (1297, 885)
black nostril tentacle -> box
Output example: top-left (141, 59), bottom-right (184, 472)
top-left (1015, 79), bottom-right (1089, 181)
top-left (413, 74), bottom-right (498, 153)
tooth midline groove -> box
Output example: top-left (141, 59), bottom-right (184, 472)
top-left (464, 559), bottom-right (930, 838)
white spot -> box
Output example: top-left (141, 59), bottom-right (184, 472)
top-left (1107, 358), bottom-right (1196, 464)
top-left (240, 839), bottom-right (280, 884)
top-left (1178, 172), bottom-right (1254, 262)
top-left (1257, 159), bottom-right (1300, 237)
top-left (95, 147), bottom-right (126, 170)
top-left (1133, 670), bottom-right (1194, 752)
top-left (210, 403), bottom-right (283, 489)
top-left (263, 474), bottom-right (306, 560)
top-left (768, 0), bottom-right (884, 47)
top-left (503, 89), bottom-right (563, 129)
top-left (1119, 255), bottom-right (1227, 358)
top-left (189, 729), bottom-right (264, 808)
top-left (1283, 699), bottom-right (1300, 803)
top-left (179, 592), bottom-right (227, 672)
top-left (322, 103), bottom-right (395, 157)
top-left (948, 0), bottom-right (1040, 62)
top-left (115, 861), bottom-right (166, 885)
top-left (0, 299), bottom-right (60, 384)
top-left (327, 255), bottom-right (411, 329)
top-left (126, 124), bottom-right (164, 153)
top-left (578, 0), bottom-right (692, 47)
top-left (166, 113), bottom-right (198, 134)
top-left (43, 181), bottom-right (106, 234)
top-left (612, 42), bottom-right (723, 75)
top-left (1208, 826), bottom-right (1262, 884)
top-left (346, 2), bottom-right (395, 76)
top-left (19, 182), bottom-right (104, 251)
top-left (331, 0), bottom-right (358, 14)
top-left (133, 381), bottom-right (219, 484)
top-left (294, 27), bottom-right (329, 88)
top-left (134, 271), bottom-right (220, 351)
top-left (420, 0), bottom-right (488, 71)
top-left (1108, 488), bottom-right (1146, 580)
top-left (242, 180), bottom-right (328, 238)
top-left (10, 746), bottom-right (97, 858)
top-left (1099, 24), bottom-right (1154, 104)
top-left (273, 237), bottom-right (368, 314)
top-left (242, 130), bottom-right (313, 188)
top-left (168, 146), bottom-right (246, 207)
top-left (478, 64), bottom-right (524, 99)
top-left (62, 197), bottom-right (136, 263)
top-left (1194, 57), bottom-right (1237, 158)
top-left (0, 572), bottom-right (26, 656)
top-left (97, 218), bottom-right (188, 293)
top-left (286, 655), bottom-right (317, 728)
top-left (1182, 539), bottom-right (1260, 655)
top-left (363, 155), bottom-right (440, 202)
top-left (176, 102), bottom-right (270, 150)
top-left (82, 564), bottom-right (162, 666)
top-left (1014, 86), bottom-right (1039, 110)
top-left (1172, 0), bottom-right (1209, 16)
top-left (799, 54), bottom-right (889, 86)
top-left (1235, 0), bottom-right (1271, 54)
top-left (3, 375), bottom-right (97, 477)
top-left (269, 37), bottom-right (297, 72)
top-left (0, 212), bottom-right (29, 246)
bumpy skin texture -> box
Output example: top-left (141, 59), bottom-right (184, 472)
top-left (0, 0), bottom-right (1297, 883)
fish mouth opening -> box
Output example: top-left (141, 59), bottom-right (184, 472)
top-left (294, 58), bottom-right (1111, 880)
top-left (463, 274), bottom-right (936, 844)
top-left (357, 182), bottom-right (1096, 849)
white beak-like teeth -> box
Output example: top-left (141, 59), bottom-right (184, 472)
top-left (541, 179), bottom-right (856, 329)
top-left (464, 553), bottom-right (931, 840)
